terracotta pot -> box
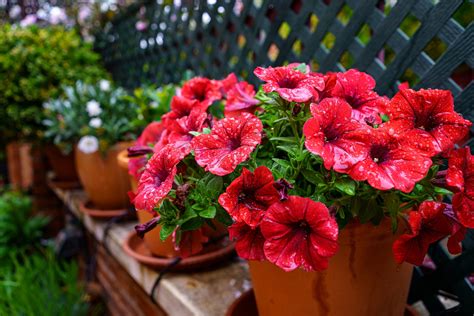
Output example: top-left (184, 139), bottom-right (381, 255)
top-left (75, 142), bottom-right (131, 210)
top-left (44, 145), bottom-right (78, 181)
top-left (137, 209), bottom-right (180, 258)
top-left (249, 220), bottom-right (413, 316)
top-left (117, 149), bottom-right (138, 192)
top-left (6, 142), bottom-right (34, 190)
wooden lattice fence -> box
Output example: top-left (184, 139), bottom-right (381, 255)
top-left (95, 0), bottom-right (473, 122)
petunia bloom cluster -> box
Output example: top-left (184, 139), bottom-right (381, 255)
top-left (129, 63), bottom-right (472, 269)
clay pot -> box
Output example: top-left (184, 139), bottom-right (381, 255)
top-left (249, 220), bottom-right (413, 316)
top-left (44, 145), bottom-right (78, 182)
top-left (116, 149), bottom-right (138, 192)
top-left (6, 142), bottom-right (33, 190)
top-left (137, 209), bottom-right (180, 258)
top-left (75, 142), bottom-right (131, 210)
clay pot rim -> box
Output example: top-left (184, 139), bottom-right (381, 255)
top-left (337, 217), bottom-right (408, 245)
top-left (116, 149), bottom-right (130, 170)
top-left (79, 200), bottom-right (129, 219)
top-left (123, 231), bottom-right (235, 272)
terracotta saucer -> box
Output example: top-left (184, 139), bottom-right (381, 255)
top-left (123, 231), bottom-right (235, 272)
top-left (226, 290), bottom-right (420, 316)
top-left (79, 200), bottom-right (130, 219)
top-left (47, 176), bottom-right (81, 190)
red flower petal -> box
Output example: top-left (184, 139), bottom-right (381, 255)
top-left (393, 201), bottom-right (454, 265)
top-left (348, 128), bottom-right (432, 193)
top-left (133, 145), bottom-right (183, 212)
top-left (224, 81), bottom-right (260, 117)
top-left (386, 89), bottom-right (471, 155)
top-left (180, 77), bottom-right (222, 107)
top-left (218, 166), bottom-right (279, 227)
top-left (173, 228), bottom-right (209, 258)
top-left (261, 196), bottom-right (339, 272)
top-left (228, 221), bottom-right (266, 261)
top-left (254, 65), bottom-right (324, 103)
top-left (303, 98), bottom-right (370, 172)
top-left (192, 113), bottom-right (263, 176)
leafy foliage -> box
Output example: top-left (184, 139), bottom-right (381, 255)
top-left (0, 24), bottom-right (107, 142)
top-left (43, 81), bottom-right (139, 153)
top-left (124, 84), bottom-right (176, 130)
top-left (0, 250), bottom-right (89, 316)
top-left (0, 191), bottom-right (49, 263)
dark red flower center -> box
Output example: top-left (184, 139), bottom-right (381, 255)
top-left (227, 137), bottom-right (242, 151)
top-left (293, 220), bottom-right (311, 235)
top-left (154, 169), bottom-right (170, 186)
top-left (238, 190), bottom-right (259, 209)
top-left (192, 88), bottom-right (207, 102)
top-left (278, 77), bottom-right (299, 89)
top-left (369, 144), bottom-right (390, 164)
top-left (323, 126), bottom-right (339, 142)
top-left (414, 114), bottom-right (437, 131)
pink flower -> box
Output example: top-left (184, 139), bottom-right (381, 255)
top-left (224, 81), bottom-right (260, 117)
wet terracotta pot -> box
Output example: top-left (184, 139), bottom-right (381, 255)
top-left (75, 142), bottom-right (131, 210)
top-left (249, 220), bottom-right (413, 316)
top-left (116, 149), bottom-right (138, 192)
top-left (137, 209), bottom-right (180, 258)
top-left (44, 145), bottom-right (78, 182)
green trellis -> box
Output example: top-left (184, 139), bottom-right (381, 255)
top-left (95, 0), bottom-right (473, 122)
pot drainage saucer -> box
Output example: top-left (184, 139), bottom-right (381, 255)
top-left (123, 231), bottom-right (235, 272)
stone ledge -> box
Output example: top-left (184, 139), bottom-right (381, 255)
top-left (51, 188), bottom-right (251, 316)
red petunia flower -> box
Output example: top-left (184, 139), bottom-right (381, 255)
top-left (218, 73), bottom-right (238, 95)
top-left (385, 89), bottom-right (472, 156)
top-left (218, 166), bottom-right (280, 227)
top-left (128, 122), bottom-right (167, 180)
top-left (315, 72), bottom-right (337, 100)
top-left (133, 145), bottom-right (183, 212)
top-left (180, 77), bottom-right (222, 107)
top-left (392, 201), bottom-right (464, 265)
top-left (167, 109), bottom-right (210, 155)
top-left (192, 113), bottom-right (263, 176)
top-left (254, 65), bottom-right (324, 103)
top-left (447, 147), bottom-right (474, 228)
top-left (261, 196), bottom-right (339, 272)
top-left (303, 98), bottom-right (370, 172)
top-left (162, 95), bottom-right (206, 125)
top-left (224, 81), bottom-right (260, 117)
top-left (348, 127), bottom-right (432, 193)
top-left (228, 221), bottom-right (266, 261)
top-left (327, 69), bottom-right (388, 124)
top-left (173, 228), bottom-right (209, 258)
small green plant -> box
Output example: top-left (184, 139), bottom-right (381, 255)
top-left (43, 80), bottom-right (138, 154)
top-left (0, 250), bottom-right (89, 316)
top-left (0, 191), bottom-right (49, 262)
top-left (0, 24), bottom-right (107, 142)
top-left (124, 84), bottom-right (176, 130)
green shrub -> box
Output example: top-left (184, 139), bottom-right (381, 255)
top-left (0, 24), bottom-right (107, 141)
top-left (0, 191), bottom-right (49, 262)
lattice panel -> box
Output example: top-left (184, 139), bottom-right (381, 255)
top-left (95, 0), bottom-right (473, 118)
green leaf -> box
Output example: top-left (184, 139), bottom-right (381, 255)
top-left (202, 127), bottom-right (212, 134)
top-left (181, 217), bottom-right (204, 231)
top-left (159, 224), bottom-right (175, 241)
top-left (272, 158), bottom-right (291, 169)
top-left (206, 176), bottom-right (223, 194)
top-left (189, 131), bottom-right (201, 136)
top-left (433, 186), bottom-right (452, 195)
top-left (334, 178), bottom-right (356, 196)
top-left (301, 169), bottom-right (324, 185)
top-left (199, 206), bottom-right (216, 218)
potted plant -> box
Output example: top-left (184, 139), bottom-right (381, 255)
top-left (205, 64), bottom-right (471, 315)
top-left (0, 24), bottom-right (106, 189)
top-left (129, 74), bottom-right (258, 258)
top-left (45, 80), bottom-right (138, 211)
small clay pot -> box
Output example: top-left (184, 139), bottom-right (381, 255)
top-left (249, 219), bottom-right (413, 316)
top-left (137, 209), bottom-right (180, 258)
top-left (75, 142), bottom-right (131, 210)
top-left (44, 145), bottom-right (78, 182)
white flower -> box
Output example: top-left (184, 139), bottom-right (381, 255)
top-left (9, 5), bottom-right (21, 19)
top-left (78, 6), bottom-right (91, 23)
top-left (150, 101), bottom-right (158, 108)
top-left (49, 7), bottom-right (67, 25)
top-left (78, 136), bottom-right (99, 154)
top-left (20, 14), bottom-right (37, 27)
top-left (89, 118), bottom-right (102, 128)
top-left (36, 9), bottom-right (47, 20)
top-left (86, 100), bottom-right (102, 116)
top-left (99, 80), bottom-right (111, 91)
